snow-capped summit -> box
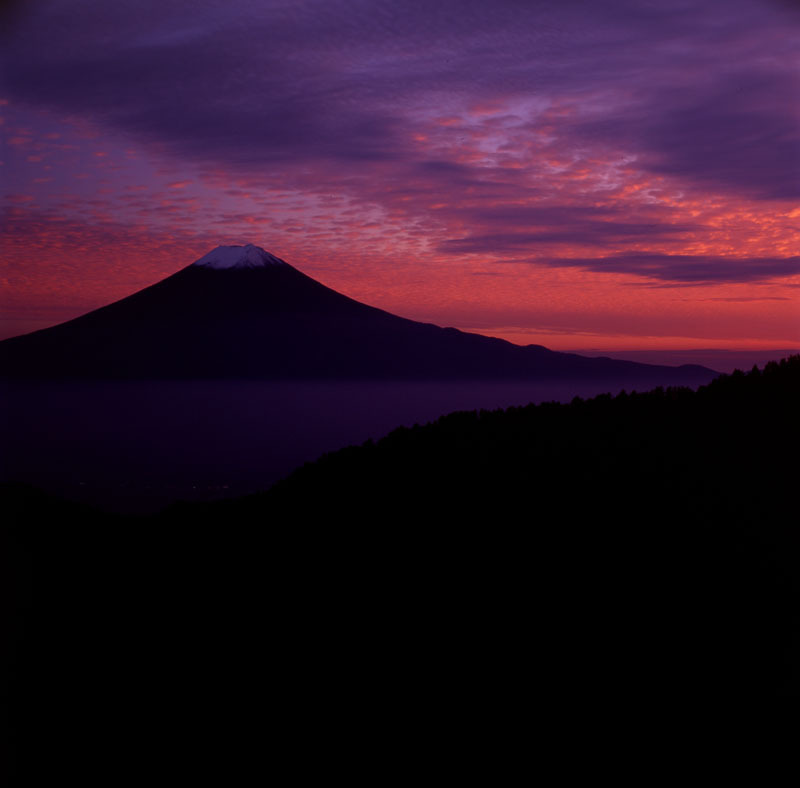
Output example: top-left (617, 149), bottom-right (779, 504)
top-left (191, 244), bottom-right (288, 270)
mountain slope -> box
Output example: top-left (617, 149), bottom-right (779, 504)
top-left (0, 244), bottom-right (714, 382)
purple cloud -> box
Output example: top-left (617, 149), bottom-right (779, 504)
top-left (571, 69), bottom-right (800, 200)
top-left (543, 254), bottom-right (800, 284)
top-left (2, 0), bottom-right (798, 284)
top-left (438, 212), bottom-right (703, 253)
top-left (3, 1), bottom-right (796, 186)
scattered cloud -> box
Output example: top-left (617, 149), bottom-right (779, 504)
top-left (2, 0), bottom-right (798, 342)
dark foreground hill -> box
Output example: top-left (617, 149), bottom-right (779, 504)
top-left (252, 354), bottom-right (800, 526)
top-left (0, 244), bottom-right (713, 383)
top-left (3, 358), bottom-right (798, 779)
top-left (184, 357), bottom-right (799, 699)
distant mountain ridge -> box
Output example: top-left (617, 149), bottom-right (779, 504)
top-left (0, 244), bottom-right (715, 382)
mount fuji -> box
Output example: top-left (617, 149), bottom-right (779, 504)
top-left (0, 244), bottom-right (714, 383)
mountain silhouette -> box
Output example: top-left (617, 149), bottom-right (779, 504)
top-left (0, 244), bottom-right (714, 382)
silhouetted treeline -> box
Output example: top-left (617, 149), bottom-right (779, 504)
top-left (245, 354), bottom-right (799, 530)
top-left (3, 358), bottom-right (799, 780)
top-left (177, 356), bottom-right (800, 697)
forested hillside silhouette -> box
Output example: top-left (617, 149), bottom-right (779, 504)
top-left (248, 355), bottom-right (799, 528)
top-left (177, 355), bottom-right (800, 697)
top-left (4, 358), bottom-right (798, 780)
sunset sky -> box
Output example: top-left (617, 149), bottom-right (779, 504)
top-left (1, 0), bottom-right (798, 352)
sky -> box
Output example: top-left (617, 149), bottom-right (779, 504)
top-left (1, 0), bottom-right (798, 353)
